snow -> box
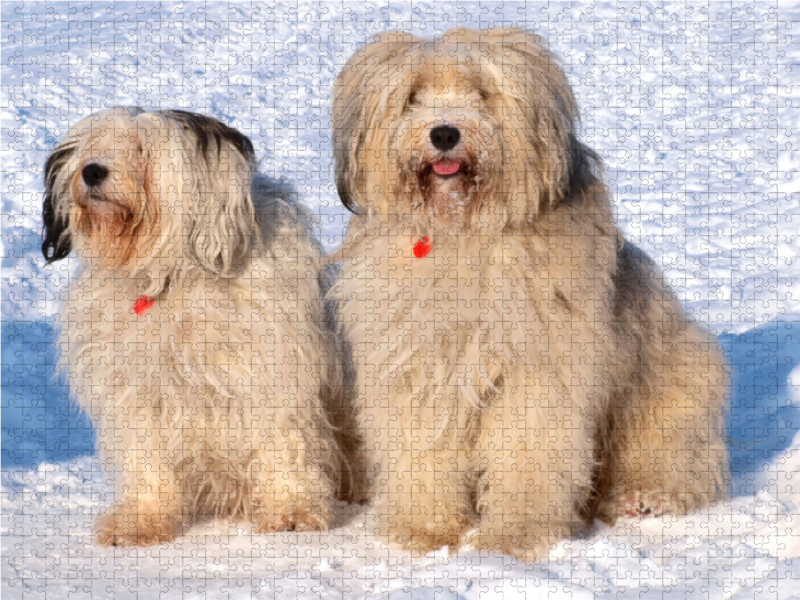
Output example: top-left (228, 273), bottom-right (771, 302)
top-left (2, 1), bottom-right (800, 598)
top-left (6, 443), bottom-right (800, 599)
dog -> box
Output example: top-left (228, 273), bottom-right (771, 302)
top-left (328, 27), bottom-right (730, 560)
top-left (42, 107), bottom-right (343, 546)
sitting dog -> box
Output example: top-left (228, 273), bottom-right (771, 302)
top-left (328, 27), bottom-right (729, 560)
top-left (43, 108), bottom-right (342, 546)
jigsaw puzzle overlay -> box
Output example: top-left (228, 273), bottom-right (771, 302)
top-left (2, 2), bottom-right (799, 599)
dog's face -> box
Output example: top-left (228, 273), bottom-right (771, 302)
top-left (43, 108), bottom-right (256, 276)
top-left (43, 112), bottom-right (153, 267)
top-left (393, 72), bottom-right (502, 230)
top-left (333, 27), bottom-right (581, 233)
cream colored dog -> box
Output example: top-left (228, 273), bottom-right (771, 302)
top-left (43, 108), bottom-right (342, 546)
top-left (328, 27), bottom-right (729, 560)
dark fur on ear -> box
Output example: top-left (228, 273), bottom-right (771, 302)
top-left (331, 79), bottom-right (366, 215)
top-left (168, 110), bottom-right (258, 277)
top-left (42, 145), bottom-right (75, 263)
top-left (565, 135), bottom-right (603, 202)
top-left (335, 155), bottom-right (354, 213)
top-left (335, 132), bottom-right (362, 214)
top-left (164, 110), bottom-right (256, 165)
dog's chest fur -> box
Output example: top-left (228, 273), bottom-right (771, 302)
top-left (337, 214), bottom-right (621, 414)
top-left (60, 256), bottom-right (309, 422)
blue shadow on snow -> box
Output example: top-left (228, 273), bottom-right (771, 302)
top-left (719, 320), bottom-right (800, 496)
top-left (2, 319), bottom-right (800, 489)
top-left (1, 320), bottom-right (93, 469)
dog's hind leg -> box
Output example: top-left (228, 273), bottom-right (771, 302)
top-left (594, 245), bottom-right (729, 523)
top-left (598, 323), bottom-right (729, 522)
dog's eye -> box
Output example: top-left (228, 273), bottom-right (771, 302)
top-left (406, 91), bottom-right (420, 108)
top-left (478, 89), bottom-right (490, 102)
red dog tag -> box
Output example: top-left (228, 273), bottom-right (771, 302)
top-left (413, 237), bottom-right (432, 258)
top-left (133, 296), bottom-right (155, 316)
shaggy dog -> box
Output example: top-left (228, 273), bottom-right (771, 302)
top-left (328, 27), bottom-right (729, 560)
top-left (43, 108), bottom-right (343, 546)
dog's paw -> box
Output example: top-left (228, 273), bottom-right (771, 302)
top-left (619, 490), bottom-right (675, 518)
top-left (256, 511), bottom-right (327, 533)
top-left (383, 514), bottom-right (470, 556)
top-left (393, 530), bottom-right (461, 556)
top-left (94, 505), bottom-right (177, 547)
top-left (463, 527), bottom-right (553, 562)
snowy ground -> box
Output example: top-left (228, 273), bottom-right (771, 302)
top-left (2, 2), bottom-right (800, 598)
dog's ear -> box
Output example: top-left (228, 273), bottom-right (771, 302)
top-left (42, 144), bottom-right (75, 263)
top-left (566, 135), bottom-right (606, 210)
top-left (332, 32), bottom-right (419, 214)
top-left (482, 28), bottom-right (577, 214)
top-left (165, 110), bottom-right (255, 166)
top-left (332, 50), bottom-right (370, 213)
top-left (168, 112), bottom-right (257, 277)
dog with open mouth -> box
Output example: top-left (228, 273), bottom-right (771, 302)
top-left (328, 27), bottom-right (729, 560)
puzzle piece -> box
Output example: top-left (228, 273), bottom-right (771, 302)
top-left (2, 3), bottom-right (799, 599)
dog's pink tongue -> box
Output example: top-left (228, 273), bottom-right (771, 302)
top-left (432, 160), bottom-right (460, 176)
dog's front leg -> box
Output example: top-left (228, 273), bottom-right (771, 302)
top-left (468, 363), bottom-right (595, 561)
top-left (367, 383), bottom-right (476, 555)
top-left (376, 444), bottom-right (474, 553)
top-left (94, 441), bottom-right (183, 547)
top-left (250, 424), bottom-right (336, 533)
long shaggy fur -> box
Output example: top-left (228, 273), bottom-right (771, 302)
top-left (328, 27), bottom-right (729, 560)
top-left (43, 108), bottom-right (343, 546)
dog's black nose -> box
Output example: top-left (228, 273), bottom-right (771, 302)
top-left (430, 126), bottom-right (461, 151)
top-left (81, 164), bottom-right (109, 187)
